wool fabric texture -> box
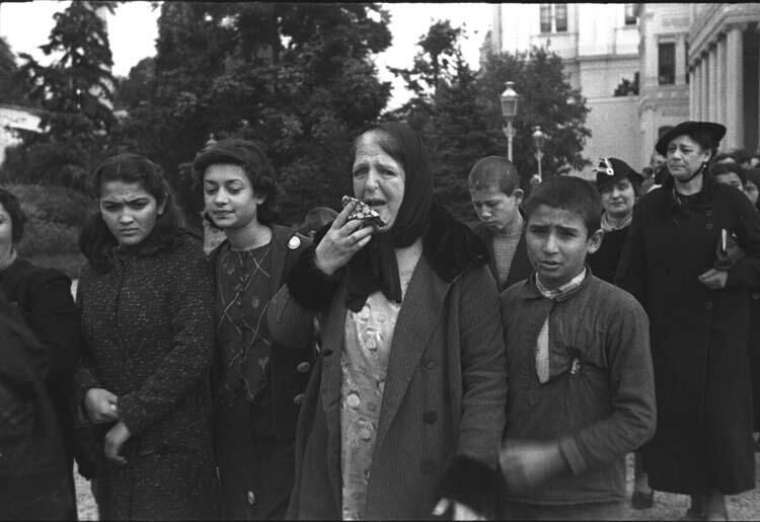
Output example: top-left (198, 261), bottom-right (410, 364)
top-left (346, 122), bottom-right (433, 312)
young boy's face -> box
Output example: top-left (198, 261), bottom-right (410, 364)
top-left (469, 184), bottom-right (523, 233)
top-left (525, 204), bottom-right (602, 289)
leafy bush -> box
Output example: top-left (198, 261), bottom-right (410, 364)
top-left (17, 218), bottom-right (80, 256)
top-left (2, 183), bottom-right (94, 227)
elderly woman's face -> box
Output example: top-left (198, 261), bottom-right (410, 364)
top-left (0, 203), bottom-right (13, 254)
top-left (352, 132), bottom-right (405, 231)
top-left (666, 135), bottom-right (711, 181)
top-left (99, 181), bottom-right (166, 246)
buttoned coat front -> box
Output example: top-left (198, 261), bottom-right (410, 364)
top-left (616, 176), bottom-right (760, 494)
top-left (279, 212), bottom-right (507, 520)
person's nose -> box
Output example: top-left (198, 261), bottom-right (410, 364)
top-left (213, 188), bottom-right (229, 205)
top-left (364, 169), bottom-right (380, 192)
top-left (543, 232), bottom-right (559, 254)
top-left (611, 187), bottom-right (623, 198)
top-left (118, 211), bottom-right (134, 225)
top-left (476, 205), bottom-right (490, 219)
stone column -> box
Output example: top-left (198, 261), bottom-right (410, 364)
top-left (701, 53), bottom-right (709, 122)
top-left (717, 35), bottom-right (727, 124)
top-left (725, 25), bottom-right (745, 149)
top-left (693, 61), bottom-right (701, 120)
top-left (676, 35), bottom-right (687, 86)
top-left (689, 63), bottom-right (697, 119)
top-left (709, 44), bottom-right (719, 121)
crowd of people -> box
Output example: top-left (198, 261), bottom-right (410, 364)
top-left (1, 119), bottom-right (759, 521)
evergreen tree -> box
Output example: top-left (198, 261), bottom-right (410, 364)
top-left (8, 1), bottom-right (117, 188)
top-left (117, 2), bottom-right (392, 225)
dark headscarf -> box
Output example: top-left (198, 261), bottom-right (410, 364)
top-left (345, 122), bottom-right (433, 312)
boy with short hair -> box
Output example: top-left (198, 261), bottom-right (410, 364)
top-left (468, 156), bottom-right (533, 290)
top-left (498, 176), bottom-right (656, 520)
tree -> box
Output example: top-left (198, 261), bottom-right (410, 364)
top-left (389, 23), bottom-right (591, 221)
top-left (8, 1), bottom-right (118, 188)
top-left (0, 37), bottom-right (25, 105)
top-left (116, 2), bottom-right (392, 225)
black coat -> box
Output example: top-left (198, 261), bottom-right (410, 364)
top-left (617, 177), bottom-right (760, 494)
top-left (0, 258), bottom-right (82, 475)
top-left (208, 225), bottom-right (316, 520)
top-left (0, 293), bottom-right (73, 519)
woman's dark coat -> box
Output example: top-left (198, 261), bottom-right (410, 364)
top-left (208, 225), bottom-right (316, 520)
top-left (75, 232), bottom-right (218, 520)
top-left (0, 292), bottom-right (74, 520)
top-left (272, 207), bottom-right (507, 520)
top-left (617, 176), bottom-right (760, 494)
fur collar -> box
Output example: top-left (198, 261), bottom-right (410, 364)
top-left (423, 202), bottom-right (489, 283)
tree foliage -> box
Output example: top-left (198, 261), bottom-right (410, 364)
top-left (388, 22), bottom-right (591, 221)
top-left (0, 37), bottom-right (25, 105)
top-left (4, 1), bottom-right (118, 188)
top-left (116, 2), bottom-right (392, 226)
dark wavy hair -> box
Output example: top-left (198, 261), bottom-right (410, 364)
top-left (192, 138), bottom-right (281, 226)
top-left (79, 153), bottom-right (184, 273)
top-left (0, 188), bottom-right (26, 244)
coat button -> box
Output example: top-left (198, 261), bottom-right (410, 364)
top-left (293, 393), bottom-right (305, 405)
top-left (296, 361), bottom-right (311, 373)
top-left (247, 490), bottom-right (256, 505)
top-left (424, 360), bottom-right (437, 370)
top-left (423, 411), bottom-right (437, 424)
top-left (420, 460), bottom-right (436, 475)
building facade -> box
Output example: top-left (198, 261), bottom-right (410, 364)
top-left (0, 105), bottom-right (41, 166)
top-left (688, 3), bottom-right (760, 154)
top-left (486, 3), bottom-right (760, 170)
top-left (637, 4), bottom-right (692, 167)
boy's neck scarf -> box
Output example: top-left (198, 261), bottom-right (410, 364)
top-left (534, 269), bottom-right (587, 383)
top-left (346, 123), bottom-right (433, 313)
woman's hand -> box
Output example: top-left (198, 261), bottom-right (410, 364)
top-left (698, 268), bottom-right (728, 289)
top-left (104, 421), bottom-right (131, 465)
top-left (314, 200), bottom-right (375, 276)
top-left (84, 387), bottom-right (119, 424)
top-left (433, 498), bottom-right (485, 520)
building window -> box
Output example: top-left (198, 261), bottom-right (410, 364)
top-left (624, 4), bottom-right (638, 26)
top-left (555, 4), bottom-right (568, 32)
top-left (540, 4), bottom-right (552, 33)
top-left (539, 4), bottom-right (568, 34)
top-left (658, 42), bottom-right (676, 85)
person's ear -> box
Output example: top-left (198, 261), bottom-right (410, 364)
top-left (512, 188), bottom-right (524, 205)
top-left (157, 197), bottom-right (167, 216)
top-left (587, 228), bottom-right (604, 254)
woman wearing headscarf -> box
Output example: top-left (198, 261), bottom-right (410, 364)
top-left (0, 188), bottom-right (82, 518)
top-left (268, 122), bottom-right (507, 520)
top-left (617, 121), bottom-right (760, 520)
top-left (75, 153), bottom-right (218, 520)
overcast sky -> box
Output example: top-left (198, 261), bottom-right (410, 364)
top-left (0, 1), bottom-right (492, 110)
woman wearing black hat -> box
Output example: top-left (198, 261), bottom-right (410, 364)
top-left (267, 122), bottom-right (506, 520)
top-left (588, 157), bottom-right (643, 284)
top-left (617, 121), bottom-right (760, 520)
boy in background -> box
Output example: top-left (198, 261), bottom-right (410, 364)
top-left (498, 176), bottom-right (656, 520)
top-left (468, 156), bottom-right (533, 291)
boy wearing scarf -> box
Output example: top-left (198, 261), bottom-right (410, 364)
top-left (497, 176), bottom-right (656, 520)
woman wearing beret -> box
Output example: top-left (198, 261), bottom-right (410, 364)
top-left (617, 121), bottom-right (760, 520)
top-left (193, 139), bottom-right (315, 520)
top-left (76, 153), bottom-right (218, 520)
top-left (268, 122), bottom-right (507, 520)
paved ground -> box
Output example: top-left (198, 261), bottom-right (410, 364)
top-left (75, 452), bottom-right (760, 520)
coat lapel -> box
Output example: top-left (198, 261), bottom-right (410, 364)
top-left (268, 227), bottom-right (288, 296)
top-left (375, 256), bottom-right (450, 452)
top-left (319, 283), bottom-right (347, 509)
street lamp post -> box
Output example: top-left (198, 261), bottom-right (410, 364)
top-left (532, 125), bottom-right (546, 183)
top-left (500, 81), bottom-right (520, 162)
